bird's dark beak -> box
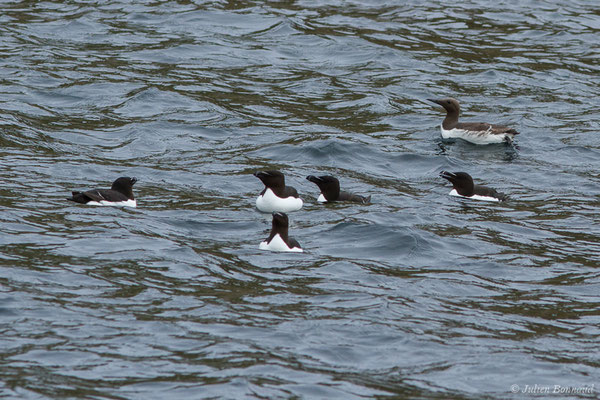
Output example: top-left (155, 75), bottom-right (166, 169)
top-left (439, 171), bottom-right (456, 181)
top-left (130, 177), bottom-right (138, 185)
top-left (306, 175), bottom-right (322, 183)
top-left (428, 98), bottom-right (443, 106)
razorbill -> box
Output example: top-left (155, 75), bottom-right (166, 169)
top-left (306, 175), bottom-right (371, 204)
top-left (440, 171), bottom-right (507, 202)
top-left (254, 170), bottom-right (303, 213)
top-left (67, 177), bottom-right (137, 207)
top-left (259, 212), bottom-right (302, 252)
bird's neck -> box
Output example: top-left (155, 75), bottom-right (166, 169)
top-left (442, 111), bottom-right (459, 130)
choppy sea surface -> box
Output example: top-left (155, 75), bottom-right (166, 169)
top-left (1, 1), bottom-right (599, 399)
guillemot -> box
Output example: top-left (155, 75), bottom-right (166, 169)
top-left (67, 177), bottom-right (137, 207)
top-left (306, 175), bottom-right (371, 204)
top-left (259, 212), bottom-right (302, 252)
top-left (428, 98), bottom-right (519, 144)
top-left (440, 171), bottom-right (507, 202)
top-left (254, 170), bottom-right (303, 213)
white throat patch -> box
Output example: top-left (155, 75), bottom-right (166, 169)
top-left (259, 234), bottom-right (303, 252)
top-left (256, 188), bottom-right (303, 213)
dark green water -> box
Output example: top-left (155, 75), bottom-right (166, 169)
top-left (1, 1), bottom-right (599, 399)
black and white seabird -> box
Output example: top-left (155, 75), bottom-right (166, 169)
top-left (306, 175), bottom-right (371, 204)
top-left (428, 97), bottom-right (519, 144)
top-left (259, 212), bottom-right (302, 252)
top-left (254, 171), bottom-right (303, 213)
top-left (440, 171), bottom-right (507, 202)
top-left (67, 177), bottom-right (137, 207)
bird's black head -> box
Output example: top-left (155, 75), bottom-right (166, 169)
top-left (440, 171), bottom-right (474, 196)
top-left (272, 212), bottom-right (289, 229)
top-left (111, 177), bottom-right (137, 199)
top-left (254, 170), bottom-right (285, 188)
top-left (306, 175), bottom-right (339, 190)
top-left (306, 175), bottom-right (340, 201)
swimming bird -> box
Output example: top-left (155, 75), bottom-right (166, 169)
top-left (259, 212), bottom-right (302, 252)
top-left (306, 175), bottom-right (371, 204)
top-left (67, 177), bottom-right (137, 207)
top-left (428, 97), bottom-right (519, 144)
top-left (440, 171), bottom-right (507, 202)
top-left (254, 170), bottom-right (303, 213)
